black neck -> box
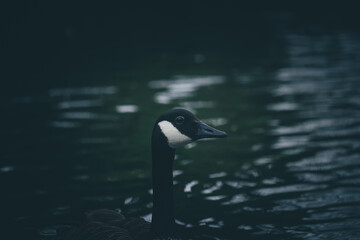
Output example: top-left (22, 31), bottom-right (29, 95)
top-left (150, 126), bottom-right (176, 238)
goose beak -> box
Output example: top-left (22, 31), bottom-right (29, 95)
top-left (195, 121), bottom-right (227, 140)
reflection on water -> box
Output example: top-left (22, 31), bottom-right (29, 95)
top-left (184, 180), bottom-right (199, 193)
top-left (203, 118), bottom-right (228, 127)
top-left (0, 166), bottom-right (15, 172)
top-left (57, 99), bottom-right (103, 109)
top-left (254, 184), bottom-right (327, 197)
top-left (115, 105), bottom-right (139, 113)
top-left (62, 111), bottom-right (98, 119)
top-left (179, 101), bottom-right (214, 109)
top-left (49, 86), bottom-right (117, 96)
top-left (148, 75), bottom-right (225, 105)
top-left (2, 31), bottom-right (360, 240)
top-left (52, 121), bottom-right (81, 128)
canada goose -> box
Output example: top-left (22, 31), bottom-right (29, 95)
top-left (62, 108), bottom-right (227, 240)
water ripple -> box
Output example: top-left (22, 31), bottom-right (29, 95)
top-left (202, 181), bottom-right (223, 194)
top-left (254, 184), bottom-right (327, 197)
top-left (148, 75), bottom-right (225, 104)
top-left (49, 86), bottom-right (117, 96)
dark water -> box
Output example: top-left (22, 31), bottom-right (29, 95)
top-left (2, 20), bottom-right (360, 240)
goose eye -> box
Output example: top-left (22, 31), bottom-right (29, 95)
top-left (175, 116), bottom-right (185, 125)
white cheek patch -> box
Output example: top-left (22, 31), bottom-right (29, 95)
top-left (158, 120), bottom-right (193, 148)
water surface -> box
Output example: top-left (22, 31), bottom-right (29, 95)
top-left (2, 28), bottom-right (360, 240)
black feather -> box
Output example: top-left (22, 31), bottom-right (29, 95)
top-left (61, 210), bottom-right (150, 240)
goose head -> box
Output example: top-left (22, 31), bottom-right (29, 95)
top-left (153, 108), bottom-right (227, 149)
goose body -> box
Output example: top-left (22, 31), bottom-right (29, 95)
top-left (62, 109), bottom-right (227, 240)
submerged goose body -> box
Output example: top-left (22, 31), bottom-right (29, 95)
top-left (62, 109), bottom-right (227, 240)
